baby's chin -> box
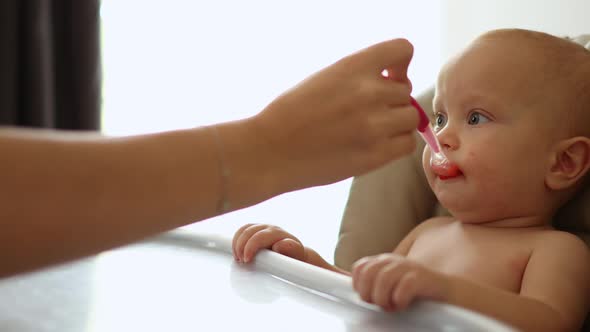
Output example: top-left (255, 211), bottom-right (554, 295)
top-left (437, 201), bottom-right (521, 225)
top-left (450, 215), bottom-right (495, 225)
top-left (434, 196), bottom-right (497, 224)
top-left (441, 209), bottom-right (496, 225)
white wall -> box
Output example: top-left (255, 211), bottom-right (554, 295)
top-left (441, 0), bottom-right (590, 60)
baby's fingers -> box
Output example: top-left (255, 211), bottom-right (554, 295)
top-left (352, 256), bottom-right (392, 303)
top-left (392, 271), bottom-right (420, 310)
top-left (233, 224), bottom-right (269, 262)
top-left (271, 239), bottom-right (305, 261)
top-left (351, 256), bottom-right (373, 290)
top-left (232, 223), bottom-right (254, 260)
top-left (243, 228), bottom-right (295, 263)
top-left (372, 264), bottom-right (404, 310)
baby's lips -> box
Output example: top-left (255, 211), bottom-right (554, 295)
top-left (430, 152), bottom-right (462, 178)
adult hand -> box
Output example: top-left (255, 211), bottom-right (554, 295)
top-left (248, 38), bottom-right (419, 193)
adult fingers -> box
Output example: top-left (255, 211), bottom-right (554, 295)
top-left (383, 132), bottom-right (417, 164)
top-left (372, 80), bottom-right (412, 107)
top-left (367, 105), bottom-right (419, 140)
top-left (361, 132), bottom-right (416, 171)
top-left (355, 38), bottom-right (414, 79)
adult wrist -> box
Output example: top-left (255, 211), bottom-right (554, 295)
top-left (211, 118), bottom-right (280, 211)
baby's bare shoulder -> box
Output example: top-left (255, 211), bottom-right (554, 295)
top-left (533, 229), bottom-right (588, 250)
top-left (522, 229), bottom-right (590, 327)
top-left (530, 229), bottom-right (589, 263)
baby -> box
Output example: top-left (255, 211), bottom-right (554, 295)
top-left (232, 29), bottom-right (590, 331)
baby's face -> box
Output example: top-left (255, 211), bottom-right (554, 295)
top-left (422, 37), bottom-right (558, 224)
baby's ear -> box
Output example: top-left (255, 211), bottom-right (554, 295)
top-left (546, 136), bottom-right (590, 190)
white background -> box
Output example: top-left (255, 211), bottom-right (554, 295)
top-left (441, 0), bottom-right (590, 59)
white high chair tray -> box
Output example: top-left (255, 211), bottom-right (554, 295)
top-left (0, 230), bottom-right (514, 332)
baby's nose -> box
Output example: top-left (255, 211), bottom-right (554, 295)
top-left (436, 127), bottom-right (459, 151)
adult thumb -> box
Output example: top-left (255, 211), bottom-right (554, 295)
top-left (376, 39), bottom-right (414, 89)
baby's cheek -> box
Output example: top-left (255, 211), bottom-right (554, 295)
top-left (463, 150), bottom-right (495, 183)
top-left (465, 151), bottom-right (508, 195)
top-left (463, 149), bottom-right (486, 173)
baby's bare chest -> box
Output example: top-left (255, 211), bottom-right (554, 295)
top-left (406, 226), bottom-right (534, 293)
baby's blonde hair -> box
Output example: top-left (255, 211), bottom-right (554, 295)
top-left (480, 29), bottom-right (590, 137)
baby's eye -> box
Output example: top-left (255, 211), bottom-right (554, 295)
top-left (467, 111), bottom-right (490, 125)
top-left (434, 113), bottom-right (447, 131)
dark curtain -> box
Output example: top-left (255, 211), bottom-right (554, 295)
top-left (0, 0), bottom-right (102, 130)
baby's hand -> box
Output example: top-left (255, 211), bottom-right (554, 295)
top-left (232, 224), bottom-right (306, 263)
top-left (351, 253), bottom-right (450, 311)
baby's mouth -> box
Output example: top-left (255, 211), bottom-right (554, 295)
top-left (438, 173), bottom-right (463, 180)
top-left (430, 151), bottom-right (463, 180)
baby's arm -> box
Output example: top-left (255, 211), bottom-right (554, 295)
top-left (445, 232), bottom-right (590, 331)
top-left (232, 223), bottom-right (349, 275)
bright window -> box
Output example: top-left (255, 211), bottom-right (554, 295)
top-left (100, 1), bottom-right (441, 262)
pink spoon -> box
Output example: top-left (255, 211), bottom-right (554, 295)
top-left (410, 97), bottom-right (461, 178)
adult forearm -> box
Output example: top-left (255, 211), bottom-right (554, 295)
top-left (0, 121), bottom-right (278, 276)
top-left (447, 276), bottom-right (572, 332)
